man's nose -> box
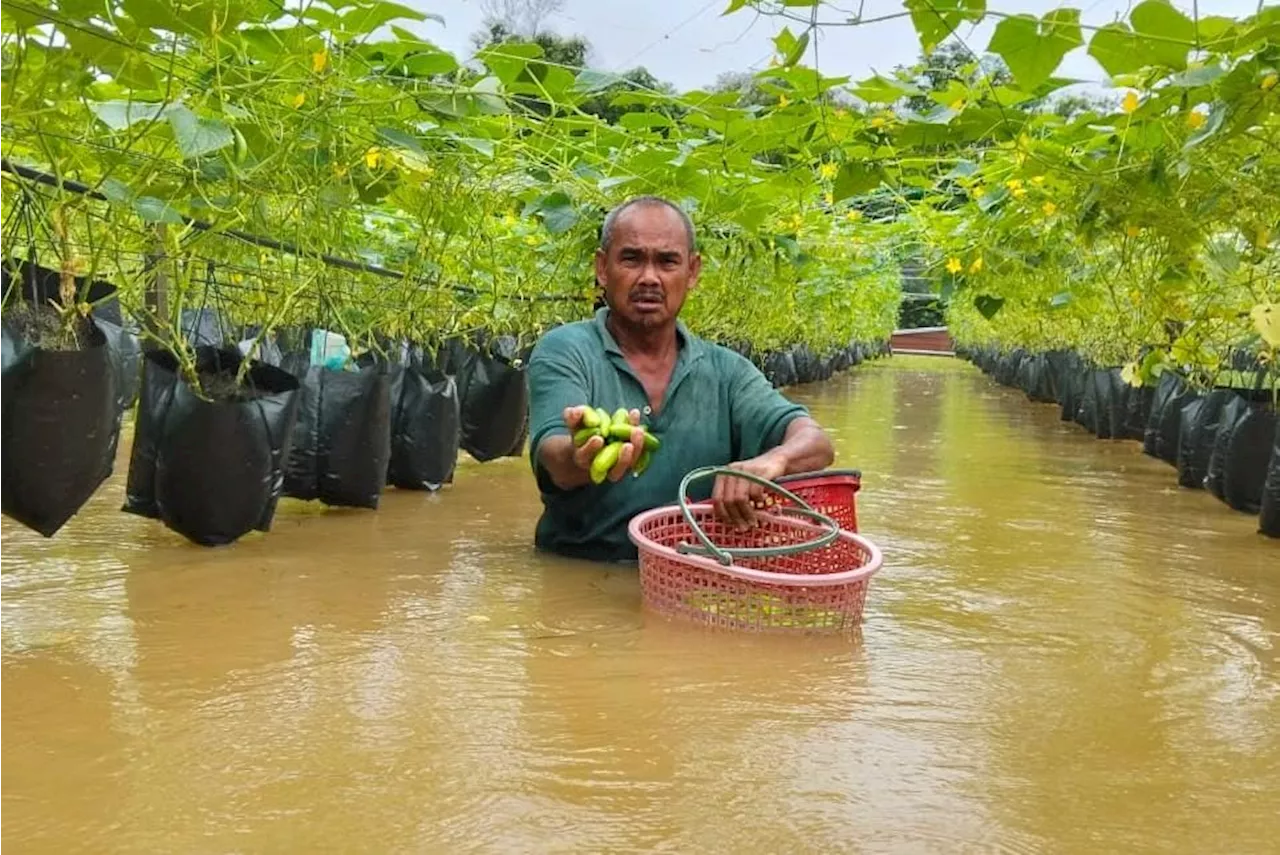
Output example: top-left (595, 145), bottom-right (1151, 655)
top-left (638, 261), bottom-right (662, 286)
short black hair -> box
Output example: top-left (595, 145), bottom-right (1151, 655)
top-left (599, 195), bottom-right (696, 254)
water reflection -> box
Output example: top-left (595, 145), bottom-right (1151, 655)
top-left (3, 356), bottom-right (1278, 853)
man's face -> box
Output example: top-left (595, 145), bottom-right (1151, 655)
top-left (595, 204), bottom-right (701, 331)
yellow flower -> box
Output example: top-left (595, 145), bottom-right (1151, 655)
top-left (1042, 201), bottom-right (1057, 216)
top-left (969, 257), bottom-right (983, 273)
top-left (845, 210), bottom-right (863, 222)
top-left (1120, 362), bottom-right (1142, 388)
top-left (1262, 73), bottom-right (1278, 91)
top-left (871, 116), bottom-right (887, 129)
top-left (502, 211), bottom-right (517, 227)
top-left (1250, 304), bottom-right (1279, 346)
top-left (312, 50), bottom-right (328, 74)
top-left (949, 98), bottom-right (966, 111)
top-left (818, 162), bottom-right (839, 180)
top-left (1031, 175), bottom-right (1046, 186)
top-left (1126, 224), bottom-right (1142, 237)
top-left (777, 94), bottom-right (790, 108)
top-left (834, 108), bottom-right (849, 119)
top-left (364, 147), bottom-right (382, 169)
top-left (292, 92), bottom-right (306, 108)
top-left (1122, 91), bottom-right (1139, 114)
top-left (1006, 178), bottom-right (1023, 191)
top-left (945, 257), bottom-right (962, 274)
top-left (523, 235), bottom-right (539, 246)
top-left (1186, 110), bottom-right (1206, 129)
top-left (824, 192), bottom-right (834, 206)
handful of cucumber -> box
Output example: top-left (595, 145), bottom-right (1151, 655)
top-left (574, 406), bottom-right (661, 484)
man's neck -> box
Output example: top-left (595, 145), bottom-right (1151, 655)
top-left (606, 313), bottom-right (679, 361)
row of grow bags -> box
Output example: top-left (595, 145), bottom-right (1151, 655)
top-left (734, 340), bottom-right (890, 389)
top-left (961, 346), bottom-right (1280, 539)
top-left (2, 295), bottom-right (531, 545)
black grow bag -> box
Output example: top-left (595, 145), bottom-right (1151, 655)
top-left (1123, 383), bottom-right (1156, 440)
top-left (761, 350), bottom-right (797, 388)
top-left (1176, 389), bottom-right (1232, 490)
top-left (1258, 420), bottom-right (1280, 538)
top-left (283, 362), bottom-right (392, 508)
top-left (1206, 397), bottom-right (1277, 514)
top-left (1144, 372), bottom-right (1198, 465)
top-left (1, 315), bottom-right (122, 537)
top-left (386, 363), bottom-right (460, 490)
top-left (1091, 368), bottom-right (1129, 440)
top-left (453, 336), bottom-right (530, 462)
top-left (123, 347), bottom-right (301, 545)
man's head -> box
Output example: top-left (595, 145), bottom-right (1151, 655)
top-left (595, 196), bottom-right (701, 332)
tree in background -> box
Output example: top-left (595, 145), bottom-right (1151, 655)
top-left (477, 0), bottom-right (565, 38)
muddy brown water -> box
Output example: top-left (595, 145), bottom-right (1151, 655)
top-left (4, 355), bottom-right (1278, 854)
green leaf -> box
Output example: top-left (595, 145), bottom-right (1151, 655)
top-left (404, 51), bottom-right (458, 77)
top-left (833, 161), bottom-right (883, 201)
top-left (987, 9), bottom-right (1083, 92)
top-left (89, 100), bottom-right (169, 130)
top-left (598, 175), bottom-right (636, 192)
top-left (376, 126), bottom-right (425, 153)
top-left (166, 105), bottom-right (235, 159)
top-left (454, 136), bottom-right (495, 157)
top-left (1168, 64), bottom-right (1225, 87)
top-left (1130, 0), bottom-right (1194, 70)
top-left (853, 75), bottom-right (917, 104)
top-left (618, 112), bottom-right (674, 131)
top-left (974, 294), bottom-right (1005, 319)
top-left (946, 160), bottom-right (979, 179)
top-left (722, 0), bottom-right (749, 14)
top-left (977, 186), bottom-right (1009, 212)
top-left (773, 27), bottom-right (810, 67)
top-left (99, 177), bottom-right (133, 204)
top-left (340, 1), bottom-right (429, 35)
top-left (1048, 292), bottom-right (1072, 308)
top-left (135, 196), bottom-right (183, 224)
top-left (573, 69), bottom-right (625, 93)
top-left (904, 0), bottom-right (986, 53)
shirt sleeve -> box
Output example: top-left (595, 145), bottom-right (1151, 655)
top-left (726, 352), bottom-right (810, 461)
top-left (525, 333), bottom-right (589, 478)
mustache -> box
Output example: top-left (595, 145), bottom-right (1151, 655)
top-left (629, 287), bottom-right (665, 299)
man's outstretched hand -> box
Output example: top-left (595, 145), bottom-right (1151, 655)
top-left (562, 405), bottom-right (647, 483)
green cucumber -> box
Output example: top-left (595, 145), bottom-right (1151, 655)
top-left (589, 441), bottom-right (622, 484)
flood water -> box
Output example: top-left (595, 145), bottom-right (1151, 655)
top-left (3, 355), bottom-right (1278, 853)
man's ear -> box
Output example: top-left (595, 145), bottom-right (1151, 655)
top-left (687, 252), bottom-right (702, 289)
top-left (594, 248), bottom-right (607, 287)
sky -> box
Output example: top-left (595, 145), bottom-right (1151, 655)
top-left (402, 0), bottom-right (1270, 92)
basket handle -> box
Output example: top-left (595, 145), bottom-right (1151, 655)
top-left (675, 466), bottom-right (842, 566)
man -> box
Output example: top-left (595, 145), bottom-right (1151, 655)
top-left (525, 195), bottom-right (835, 562)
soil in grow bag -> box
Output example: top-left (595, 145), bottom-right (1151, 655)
top-left (1258, 421), bottom-right (1280, 538)
top-left (1207, 398), bottom-right (1277, 514)
top-left (1, 308), bottom-right (121, 537)
top-left (453, 337), bottom-right (529, 463)
top-left (282, 362), bottom-right (392, 508)
top-left (1176, 390), bottom-right (1233, 489)
top-left (386, 363), bottom-right (460, 490)
top-left (123, 347), bottom-right (301, 546)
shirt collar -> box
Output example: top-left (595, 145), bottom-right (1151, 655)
top-left (593, 307), bottom-right (700, 361)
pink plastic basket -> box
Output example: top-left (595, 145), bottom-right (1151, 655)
top-left (775, 469), bottom-right (861, 532)
top-left (628, 467), bottom-right (883, 634)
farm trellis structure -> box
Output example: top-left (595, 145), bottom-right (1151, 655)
top-left (2, 0), bottom-right (1278, 542)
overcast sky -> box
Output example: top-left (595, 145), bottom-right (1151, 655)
top-left (402, 0), bottom-right (1269, 91)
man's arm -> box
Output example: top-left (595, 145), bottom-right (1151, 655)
top-left (714, 353), bottom-right (836, 528)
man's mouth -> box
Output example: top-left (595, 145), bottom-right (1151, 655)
top-left (631, 291), bottom-right (665, 310)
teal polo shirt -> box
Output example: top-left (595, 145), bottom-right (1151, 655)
top-left (526, 308), bottom-right (809, 562)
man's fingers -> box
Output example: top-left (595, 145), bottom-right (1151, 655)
top-left (628, 408), bottom-right (642, 426)
top-left (564, 405), bottom-right (585, 430)
top-left (712, 475), bottom-right (728, 523)
top-left (608, 442), bottom-right (635, 482)
top-left (573, 435), bottom-right (603, 469)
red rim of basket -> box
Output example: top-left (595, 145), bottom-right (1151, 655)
top-left (628, 502), bottom-right (883, 588)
